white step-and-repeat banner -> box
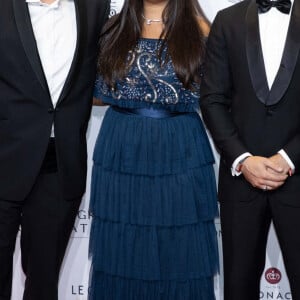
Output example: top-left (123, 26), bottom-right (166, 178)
top-left (11, 1), bottom-right (292, 299)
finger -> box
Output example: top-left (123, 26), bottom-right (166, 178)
top-left (265, 180), bottom-right (285, 189)
top-left (261, 171), bottom-right (288, 182)
top-left (267, 167), bottom-right (287, 175)
top-left (257, 180), bottom-right (285, 190)
top-left (264, 159), bottom-right (283, 173)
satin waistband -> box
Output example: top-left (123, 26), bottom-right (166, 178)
top-left (111, 106), bottom-right (189, 119)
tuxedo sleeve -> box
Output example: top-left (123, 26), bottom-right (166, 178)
top-left (283, 136), bottom-right (300, 170)
top-left (95, 0), bottom-right (111, 36)
top-left (200, 12), bottom-right (248, 168)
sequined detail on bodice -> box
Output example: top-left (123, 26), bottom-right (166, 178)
top-left (94, 38), bottom-right (200, 112)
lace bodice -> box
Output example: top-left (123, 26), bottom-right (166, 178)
top-left (94, 38), bottom-right (201, 112)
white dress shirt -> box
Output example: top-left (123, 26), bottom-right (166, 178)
top-left (232, 0), bottom-right (295, 175)
top-left (26, 0), bottom-right (77, 136)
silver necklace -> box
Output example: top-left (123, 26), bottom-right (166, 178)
top-left (142, 13), bottom-right (163, 25)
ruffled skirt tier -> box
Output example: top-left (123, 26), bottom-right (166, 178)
top-left (89, 107), bottom-right (219, 300)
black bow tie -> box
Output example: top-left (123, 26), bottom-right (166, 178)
top-left (256, 0), bottom-right (292, 14)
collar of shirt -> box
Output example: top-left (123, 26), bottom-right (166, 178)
top-left (259, 0), bottom-right (294, 88)
top-left (25, 0), bottom-right (60, 8)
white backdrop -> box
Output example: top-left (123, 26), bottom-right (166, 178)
top-left (11, 1), bottom-right (292, 299)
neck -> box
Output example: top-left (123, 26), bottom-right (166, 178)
top-left (142, 1), bottom-right (168, 20)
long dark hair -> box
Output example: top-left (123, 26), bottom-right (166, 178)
top-left (98, 0), bottom-right (209, 90)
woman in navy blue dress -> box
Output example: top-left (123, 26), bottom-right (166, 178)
top-left (89, 0), bottom-right (219, 299)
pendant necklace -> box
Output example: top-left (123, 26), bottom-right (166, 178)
top-left (142, 13), bottom-right (163, 25)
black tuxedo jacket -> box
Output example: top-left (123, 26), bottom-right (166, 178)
top-left (201, 0), bottom-right (300, 206)
top-left (0, 0), bottom-right (109, 201)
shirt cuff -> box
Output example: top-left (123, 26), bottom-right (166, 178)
top-left (231, 152), bottom-right (252, 176)
top-left (278, 149), bottom-right (295, 173)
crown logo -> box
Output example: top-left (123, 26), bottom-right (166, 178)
top-left (265, 268), bottom-right (282, 284)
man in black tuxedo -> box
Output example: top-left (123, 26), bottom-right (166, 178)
top-left (0, 0), bottom-right (109, 299)
top-left (201, 0), bottom-right (300, 299)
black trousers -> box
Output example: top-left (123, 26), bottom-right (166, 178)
top-left (221, 191), bottom-right (300, 300)
top-left (0, 139), bottom-right (81, 300)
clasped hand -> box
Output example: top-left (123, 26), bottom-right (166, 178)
top-left (240, 154), bottom-right (290, 191)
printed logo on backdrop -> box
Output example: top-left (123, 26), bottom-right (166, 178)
top-left (110, 0), bottom-right (118, 17)
top-left (71, 208), bottom-right (92, 238)
top-left (260, 290), bottom-right (292, 299)
top-left (259, 267), bottom-right (291, 299)
top-left (265, 268), bottom-right (282, 284)
top-left (110, 0), bottom-right (124, 17)
top-left (71, 285), bottom-right (87, 297)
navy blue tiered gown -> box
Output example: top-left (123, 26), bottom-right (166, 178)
top-left (89, 38), bottom-right (219, 300)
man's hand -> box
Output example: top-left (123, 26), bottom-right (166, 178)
top-left (268, 153), bottom-right (291, 175)
top-left (240, 156), bottom-right (288, 191)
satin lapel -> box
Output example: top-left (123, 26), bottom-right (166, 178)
top-left (267, 1), bottom-right (300, 105)
top-left (246, 0), bottom-right (270, 105)
top-left (13, 0), bottom-right (50, 95)
top-left (56, 0), bottom-right (85, 105)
